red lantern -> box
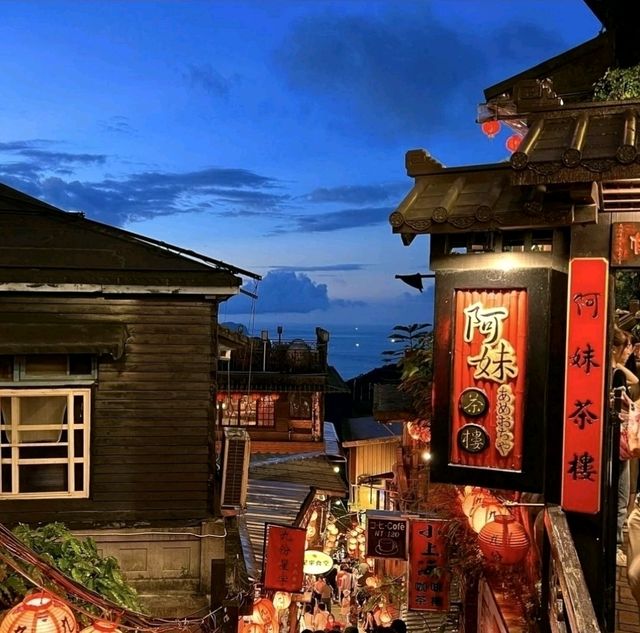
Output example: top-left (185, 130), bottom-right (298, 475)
top-left (0, 592), bottom-right (77, 633)
top-left (478, 515), bottom-right (530, 565)
top-left (481, 120), bottom-right (501, 138)
top-left (505, 134), bottom-right (523, 153)
top-left (81, 621), bottom-right (122, 633)
top-left (252, 598), bottom-right (276, 625)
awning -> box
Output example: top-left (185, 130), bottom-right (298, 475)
top-left (0, 319), bottom-right (129, 359)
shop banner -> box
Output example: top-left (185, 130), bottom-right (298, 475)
top-left (408, 519), bottom-right (450, 611)
top-left (561, 258), bottom-right (608, 514)
top-left (263, 524), bottom-right (306, 591)
top-left (450, 289), bottom-right (527, 472)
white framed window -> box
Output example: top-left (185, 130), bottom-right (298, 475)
top-left (0, 388), bottom-right (91, 499)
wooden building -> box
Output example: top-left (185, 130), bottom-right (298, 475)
top-left (0, 183), bottom-right (258, 613)
top-left (385, 2), bottom-right (640, 630)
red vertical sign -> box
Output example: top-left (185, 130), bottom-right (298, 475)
top-left (450, 289), bottom-right (527, 471)
top-left (263, 524), bottom-right (306, 591)
top-left (408, 519), bottom-right (450, 612)
top-left (561, 258), bottom-right (608, 514)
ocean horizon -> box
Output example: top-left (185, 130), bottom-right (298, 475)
top-left (221, 320), bottom-right (399, 380)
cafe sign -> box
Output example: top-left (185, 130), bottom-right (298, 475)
top-left (366, 511), bottom-right (408, 560)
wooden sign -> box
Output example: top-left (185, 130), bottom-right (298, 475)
top-left (263, 524), bottom-right (306, 591)
top-left (365, 511), bottom-right (408, 560)
top-left (561, 258), bottom-right (608, 514)
top-left (408, 519), bottom-right (450, 612)
top-left (612, 223), bottom-right (640, 266)
top-left (450, 290), bottom-right (527, 472)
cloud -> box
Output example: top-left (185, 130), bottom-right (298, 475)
top-left (272, 264), bottom-right (365, 272)
top-left (300, 183), bottom-right (405, 205)
top-left (99, 116), bottom-right (136, 135)
top-left (275, 8), bottom-right (561, 142)
top-left (0, 140), bottom-right (288, 225)
top-left (272, 206), bottom-right (390, 234)
top-left (183, 63), bottom-right (237, 97)
top-left (225, 270), bottom-right (365, 314)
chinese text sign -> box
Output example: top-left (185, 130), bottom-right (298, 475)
top-left (263, 524), bottom-right (306, 591)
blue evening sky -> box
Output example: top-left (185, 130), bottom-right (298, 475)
top-left (0, 1), bottom-right (600, 327)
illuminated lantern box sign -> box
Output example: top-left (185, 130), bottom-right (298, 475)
top-left (408, 519), bottom-right (450, 612)
top-left (263, 524), bottom-right (306, 592)
top-left (561, 258), bottom-right (608, 514)
top-left (366, 511), bottom-right (408, 560)
top-left (450, 290), bottom-right (527, 472)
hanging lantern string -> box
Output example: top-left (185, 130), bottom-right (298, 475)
top-left (0, 523), bottom-right (250, 633)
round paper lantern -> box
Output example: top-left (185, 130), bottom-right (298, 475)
top-left (461, 488), bottom-right (486, 517)
top-left (80, 621), bottom-right (123, 633)
top-left (365, 575), bottom-right (381, 588)
top-left (252, 598), bottom-right (276, 625)
top-left (0, 592), bottom-right (77, 633)
top-left (478, 515), bottom-right (530, 565)
top-left (272, 591), bottom-right (292, 611)
top-left (378, 608), bottom-right (393, 625)
top-left (469, 502), bottom-right (509, 533)
top-left (244, 624), bottom-right (265, 633)
top-left (505, 134), bottom-right (523, 153)
top-left (306, 526), bottom-right (316, 537)
top-left (481, 120), bottom-right (501, 138)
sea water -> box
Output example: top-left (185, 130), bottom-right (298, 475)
top-left (228, 322), bottom-right (397, 380)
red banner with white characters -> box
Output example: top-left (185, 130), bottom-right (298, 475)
top-left (561, 258), bottom-right (608, 514)
top-left (408, 519), bottom-right (450, 611)
top-left (450, 290), bottom-right (527, 471)
top-left (263, 524), bottom-right (306, 591)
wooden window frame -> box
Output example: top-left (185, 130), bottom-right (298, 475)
top-left (0, 387), bottom-right (91, 499)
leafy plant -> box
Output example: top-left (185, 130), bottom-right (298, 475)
top-left (593, 62), bottom-right (640, 101)
top-left (383, 323), bottom-right (434, 419)
top-left (0, 522), bottom-right (144, 613)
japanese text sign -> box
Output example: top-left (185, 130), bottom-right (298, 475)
top-left (450, 290), bottom-right (527, 472)
top-left (408, 519), bottom-right (450, 612)
top-left (561, 258), bottom-right (608, 514)
top-left (612, 223), bottom-right (640, 266)
top-left (366, 511), bottom-right (408, 560)
top-left (263, 524), bottom-right (306, 591)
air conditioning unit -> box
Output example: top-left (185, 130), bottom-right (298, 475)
top-left (220, 428), bottom-right (250, 513)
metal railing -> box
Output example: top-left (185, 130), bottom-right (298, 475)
top-left (221, 339), bottom-right (326, 373)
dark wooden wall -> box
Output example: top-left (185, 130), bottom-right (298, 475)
top-left (0, 295), bottom-right (216, 528)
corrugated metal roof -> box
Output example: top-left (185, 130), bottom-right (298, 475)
top-left (244, 479), bottom-right (312, 567)
top-left (342, 416), bottom-right (402, 443)
top-left (250, 453), bottom-right (347, 494)
top-left (324, 421), bottom-right (343, 457)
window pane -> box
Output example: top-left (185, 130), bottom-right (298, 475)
top-left (290, 394), bottom-right (311, 419)
top-left (20, 464), bottom-right (67, 493)
top-left (238, 396), bottom-right (257, 426)
top-left (256, 396), bottom-right (275, 427)
top-left (23, 355), bottom-right (68, 376)
top-left (1, 463), bottom-right (11, 493)
top-left (0, 357), bottom-right (13, 380)
top-left (69, 355), bottom-right (93, 375)
top-left (1, 395), bottom-right (66, 443)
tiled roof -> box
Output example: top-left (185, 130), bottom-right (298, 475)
top-left (389, 155), bottom-right (597, 237)
top-left (511, 101), bottom-right (640, 186)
